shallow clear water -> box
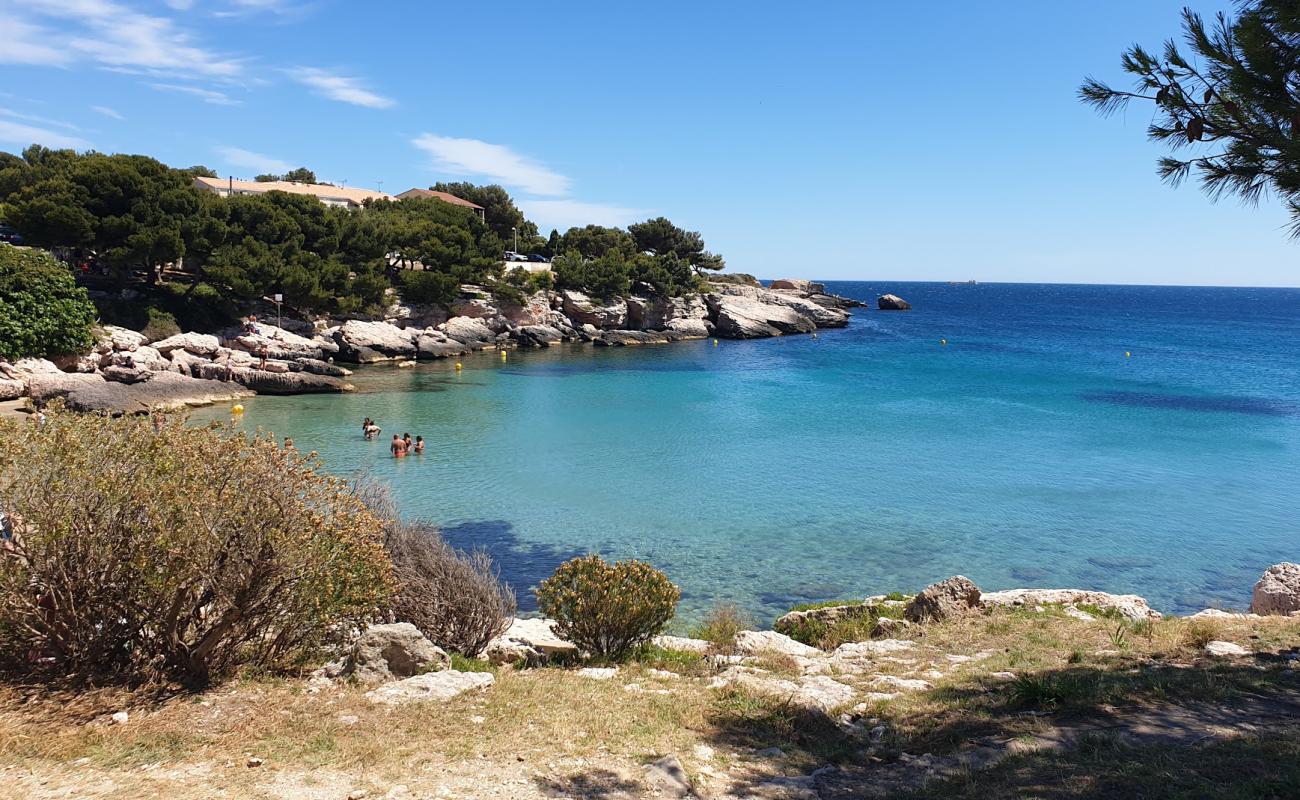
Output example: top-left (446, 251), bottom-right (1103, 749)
top-left (191, 282), bottom-right (1300, 623)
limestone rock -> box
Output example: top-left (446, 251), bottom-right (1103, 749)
top-left (0, 378), bottom-right (23, 400)
top-left (1250, 563), bottom-right (1300, 616)
top-left (510, 325), bottom-right (566, 347)
top-left (665, 318), bottom-right (711, 339)
top-left (11, 358), bottom-right (65, 377)
top-left (980, 588), bottom-right (1161, 621)
top-left (769, 279), bottom-right (825, 293)
top-left (440, 316), bottom-right (498, 347)
top-left (561, 290), bottom-right (628, 330)
top-left (151, 332), bottom-right (221, 357)
top-left (735, 630), bottom-right (822, 659)
top-left (596, 330), bottom-right (672, 346)
top-left (332, 320), bottom-right (416, 362)
top-left (869, 675), bottom-right (933, 692)
top-left (774, 603), bottom-right (873, 638)
top-left (99, 326), bottom-right (147, 352)
top-left (707, 294), bottom-right (815, 338)
top-left (295, 358), bottom-right (352, 378)
top-left (365, 670), bottom-right (494, 705)
top-left (101, 365), bottom-right (152, 384)
top-left (415, 331), bottom-right (471, 359)
top-left (28, 371), bottom-right (250, 414)
top-left (50, 352), bottom-right (101, 373)
top-left (904, 576), bottom-right (982, 623)
top-left (877, 294), bottom-right (912, 310)
top-left (578, 667), bottom-right (618, 680)
top-left (653, 635), bottom-right (712, 655)
top-left (644, 755), bottom-right (695, 799)
top-left (339, 623), bottom-right (448, 685)
top-left (483, 618), bottom-right (578, 665)
top-left (1204, 641), bottom-right (1250, 657)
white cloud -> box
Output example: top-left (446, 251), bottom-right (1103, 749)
top-left (149, 82), bottom-right (238, 105)
top-left (216, 146), bottom-right (292, 175)
top-left (0, 119), bottom-right (89, 149)
top-left (0, 108), bottom-right (81, 131)
top-left (412, 134), bottom-right (570, 196)
top-left (2, 0), bottom-right (243, 78)
top-left (519, 199), bottom-right (648, 231)
top-left (91, 105), bottom-right (125, 120)
top-left (287, 67), bottom-right (394, 109)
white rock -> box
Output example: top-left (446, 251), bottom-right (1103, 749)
top-left (578, 667), bottom-right (618, 680)
top-left (484, 617), bottom-right (578, 665)
top-left (1063, 605), bottom-right (1096, 622)
top-left (365, 670), bottom-right (494, 705)
top-left (980, 588), bottom-right (1162, 621)
top-left (1204, 641), bottom-right (1250, 657)
top-left (989, 671), bottom-right (1017, 681)
top-left (869, 675), bottom-right (933, 692)
top-left (647, 668), bottom-right (681, 681)
top-left (110, 711), bottom-right (129, 725)
top-left (151, 332), bottom-right (220, 357)
top-left (653, 635), bottom-right (712, 654)
top-left (1250, 563), bottom-right (1300, 616)
top-left (1188, 608), bottom-right (1253, 619)
top-left (735, 630), bottom-right (822, 659)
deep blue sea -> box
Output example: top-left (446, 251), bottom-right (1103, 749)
top-left (192, 282), bottom-right (1300, 623)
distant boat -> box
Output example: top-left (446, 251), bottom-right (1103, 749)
top-left (947, 280), bottom-right (978, 285)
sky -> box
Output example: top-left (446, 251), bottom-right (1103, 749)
top-left (0, 0), bottom-right (1294, 287)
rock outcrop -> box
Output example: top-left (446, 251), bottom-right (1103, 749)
top-left (27, 370), bottom-right (251, 415)
top-left (333, 623), bottom-right (449, 685)
top-left (561, 291), bottom-right (628, 330)
top-left (979, 588), bottom-right (1162, 621)
top-left (483, 618), bottom-right (578, 665)
top-left (877, 293), bottom-right (912, 310)
top-left (904, 576), bottom-right (982, 623)
top-left (1250, 563), bottom-right (1300, 616)
top-left (333, 320), bottom-right (417, 362)
top-left (707, 294), bottom-right (817, 338)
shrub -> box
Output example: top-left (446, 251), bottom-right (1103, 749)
top-left (0, 245), bottom-right (96, 361)
top-left (399, 270), bottom-right (461, 307)
top-left (141, 306), bottom-right (181, 341)
top-left (383, 516), bottom-right (516, 657)
top-left (536, 555), bottom-right (680, 662)
top-left (0, 409), bottom-right (392, 687)
top-left (690, 603), bottom-right (748, 654)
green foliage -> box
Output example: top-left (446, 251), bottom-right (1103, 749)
top-left (0, 245), bottom-right (96, 360)
top-left (431, 182), bottom-right (541, 249)
top-left (141, 307), bottom-right (180, 342)
top-left (689, 603), bottom-right (748, 652)
top-left (0, 409), bottom-right (393, 687)
top-left (552, 250), bottom-right (631, 300)
top-left (399, 270), bottom-right (461, 307)
top-left (536, 555), bottom-right (680, 662)
top-left (628, 216), bottom-right (725, 272)
top-left (1080, 2), bottom-right (1300, 234)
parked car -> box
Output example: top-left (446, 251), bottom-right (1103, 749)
top-left (0, 226), bottom-right (23, 245)
top-left (527, 254), bottom-right (550, 263)
top-left (503, 251), bottom-right (525, 261)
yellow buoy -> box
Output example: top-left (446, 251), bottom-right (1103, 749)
top-left (940, 338), bottom-right (947, 346)
top-left (713, 339), bottom-right (719, 346)
top-left (500, 350), bottom-right (507, 361)
top-left (232, 404), bottom-right (244, 414)
top-left (454, 362), bottom-right (463, 370)
top-left (1125, 351), bottom-right (1131, 358)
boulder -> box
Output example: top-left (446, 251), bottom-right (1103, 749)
top-left (769, 279), bottom-right (825, 293)
top-left (643, 755), bottom-right (694, 800)
top-left (595, 330), bottom-right (672, 346)
top-left (653, 635), bottom-right (712, 655)
top-left (903, 576), bottom-right (982, 623)
top-left (98, 325), bottom-right (147, 352)
top-left (716, 669), bottom-right (854, 713)
top-left (774, 603), bottom-right (874, 638)
top-left (707, 294), bottom-right (816, 338)
top-left (101, 365), bottom-right (152, 384)
top-left (332, 320), bottom-right (416, 362)
top-left (0, 379), bottom-right (23, 401)
top-left (50, 353), bottom-right (101, 373)
top-left (413, 331), bottom-right (470, 359)
top-left (337, 623), bottom-right (449, 685)
top-left (448, 296), bottom-right (501, 320)
top-left (877, 294), bottom-right (912, 311)
top-left (979, 588), bottom-right (1162, 621)
top-left (510, 325), bottom-right (566, 348)
top-left (483, 618), bottom-right (578, 665)
top-left (734, 630), bottom-right (822, 658)
top-left (28, 371), bottom-right (251, 415)
top-left (295, 358), bottom-right (352, 378)
top-left (440, 316), bottom-right (498, 348)
top-left (166, 348), bottom-right (208, 377)
top-left (151, 332), bottom-right (221, 357)
top-left (191, 363), bottom-right (351, 394)
top-left (106, 346), bottom-right (169, 372)
top-left (1204, 641), bottom-right (1250, 658)
top-left (561, 291), bottom-right (628, 330)
top-left (9, 358), bottom-right (63, 377)
top-left (365, 670), bottom-right (494, 706)
top-left (1250, 563), bottom-right (1300, 616)
top-left (231, 324), bottom-right (338, 361)
top-left (665, 318), bottom-right (711, 339)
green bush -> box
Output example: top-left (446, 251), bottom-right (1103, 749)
top-left (141, 306), bottom-right (181, 341)
top-left (0, 245), bottom-right (96, 361)
top-left (536, 555), bottom-right (680, 662)
top-left (399, 270), bottom-right (461, 307)
top-left (0, 409), bottom-right (393, 687)
top-left (689, 603), bottom-right (748, 654)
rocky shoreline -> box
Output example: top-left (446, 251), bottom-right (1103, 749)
top-left (0, 278), bottom-right (862, 415)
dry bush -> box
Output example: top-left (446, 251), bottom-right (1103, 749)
top-left (357, 479), bottom-right (515, 657)
top-left (690, 603), bottom-right (749, 655)
top-left (537, 555), bottom-right (680, 662)
top-left (0, 408), bottom-right (392, 688)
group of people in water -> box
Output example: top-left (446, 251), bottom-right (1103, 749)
top-left (362, 417), bottom-right (425, 457)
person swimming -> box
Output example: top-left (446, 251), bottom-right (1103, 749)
top-left (402, 432), bottom-right (413, 452)
top-left (414, 435), bottom-right (425, 454)
top-left (391, 434), bottom-right (406, 457)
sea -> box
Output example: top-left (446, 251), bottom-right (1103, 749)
top-left (190, 282), bottom-right (1300, 625)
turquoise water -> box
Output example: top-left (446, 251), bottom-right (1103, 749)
top-left (192, 282), bottom-right (1300, 623)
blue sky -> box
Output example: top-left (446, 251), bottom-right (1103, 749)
top-left (0, 0), bottom-right (1293, 286)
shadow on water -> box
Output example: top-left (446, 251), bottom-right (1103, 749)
top-left (439, 519), bottom-right (593, 612)
top-left (1083, 390), bottom-right (1294, 417)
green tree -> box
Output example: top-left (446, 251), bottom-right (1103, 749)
top-left (559, 224), bottom-right (637, 260)
top-left (431, 182), bottom-right (540, 248)
top-left (1080, 2), bottom-right (1300, 232)
top-left (628, 216), bottom-right (724, 272)
top-left (552, 249), bottom-right (631, 300)
top-left (0, 245), bottom-right (97, 361)
top-left (283, 167), bottom-right (318, 183)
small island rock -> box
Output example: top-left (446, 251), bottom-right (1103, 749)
top-left (877, 294), bottom-right (912, 311)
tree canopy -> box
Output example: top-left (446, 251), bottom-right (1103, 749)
top-left (1080, 1), bottom-right (1300, 233)
top-left (255, 167), bottom-right (320, 184)
top-left (0, 244), bottom-right (97, 361)
top-left (430, 181), bottom-right (544, 251)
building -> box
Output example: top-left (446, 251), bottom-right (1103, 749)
top-left (193, 176), bottom-right (392, 208)
top-left (395, 188), bottom-right (486, 222)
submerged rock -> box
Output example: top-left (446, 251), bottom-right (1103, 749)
top-left (1250, 563), bottom-right (1300, 616)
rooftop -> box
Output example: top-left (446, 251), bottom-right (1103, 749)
top-left (194, 176), bottom-right (393, 206)
top-left (395, 188), bottom-right (485, 211)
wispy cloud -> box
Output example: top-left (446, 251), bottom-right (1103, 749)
top-left (0, 108), bottom-right (81, 131)
top-left (3, 0), bottom-right (244, 78)
top-left (149, 82), bottom-right (239, 105)
top-left (216, 146), bottom-right (292, 175)
top-left (0, 119), bottom-right (89, 150)
top-left (519, 199), bottom-right (648, 231)
top-left (91, 105), bottom-right (125, 120)
top-left (287, 67), bottom-right (394, 109)
top-left (412, 134), bottom-right (570, 196)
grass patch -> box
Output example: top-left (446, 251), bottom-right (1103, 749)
top-left (448, 654), bottom-right (495, 673)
